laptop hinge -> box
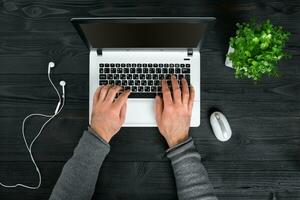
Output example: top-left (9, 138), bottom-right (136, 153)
top-left (97, 49), bottom-right (102, 56)
top-left (187, 48), bottom-right (193, 56)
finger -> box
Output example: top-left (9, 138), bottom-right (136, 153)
top-left (114, 90), bottom-right (131, 109)
top-left (105, 85), bottom-right (123, 102)
top-left (188, 86), bottom-right (195, 113)
top-left (120, 103), bottom-right (127, 124)
top-left (155, 95), bottom-right (163, 123)
top-left (99, 84), bottom-right (110, 101)
top-left (162, 80), bottom-right (172, 105)
top-left (171, 75), bottom-right (181, 104)
top-left (181, 78), bottom-right (189, 105)
top-left (93, 86), bottom-right (102, 106)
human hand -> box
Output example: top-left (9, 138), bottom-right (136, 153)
top-left (90, 85), bottom-right (130, 143)
top-left (155, 75), bottom-right (195, 148)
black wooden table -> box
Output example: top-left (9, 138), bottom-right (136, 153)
top-left (0, 0), bottom-right (299, 199)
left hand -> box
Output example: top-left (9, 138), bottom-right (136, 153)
top-left (90, 85), bottom-right (130, 143)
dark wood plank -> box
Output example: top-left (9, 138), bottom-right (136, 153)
top-left (1, 161), bottom-right (300, 200)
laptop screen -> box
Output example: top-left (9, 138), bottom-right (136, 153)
top-left (78, 21), bottom-right (209, 49)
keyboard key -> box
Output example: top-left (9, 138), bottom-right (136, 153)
top-left (107, 74), bottom-right (113, 79)
top-left (179, 74), bottom-right (184, 79)
top-left (151, 86), bottom-right (156, 92)
top-left (154, 63), bottom-right (158, 67)
top-left (156, 68), bottom-right (161, 73)
top-left (165, 74), bottom-right (171, 79)
top-left (159, 64), bottom-right (163, 67)
top-left (104, 68), bottom-right (110, 73)
top-left (99, 80), bottom-right (108, 85)
top-left (111, 68), bottom-right (116, 73)
top-left (99, 68), bottom-right (104, 73)
top-left (140, 74), bottom-right (145, 79)
top-left (182, 68), bottom-right (190, 73)
top-left (170, 64), bottom-right (174, 67)
top-left (115, 80), bottom-right (121, 85)
top-left (143, 64), bottom-right (147, 67)
top-left (137, 68), bottom-right (142, 73)
top-left (127, 74), bottom-right (132, 79)
top-left (154, 80), bottom-right (160, 86)
top-left (132, 86), bottom-right (137, 92)
top-left (105, 63), bottom-right (109, 67)
top-left (133, 74), bottom-right (139, 79)
top-left (120, 74), bottom-right (126, 79)
top-left (141, 80), bottom-right (147, 86)
top-left (117, 68), bottom-right (122, 73)
top-left (116, 64), bottom-right (120, 67)
top-left (128, 80), bottom-right (134, 85)
top-left (99, 64), bottom-right (104, 67)
top-left (138, 86), bottom-right (143, 92)
top-left (121, 63), bottom-right (125, 67)
top-left (122, 80), bottom-right (127, 86)
top-left (114, 74), bottom-right (119, 79)
top-left (186, 64), bottom-right (190, 68)
top-left (169, 68), bottom-right (174, 74)
top-left (175, 64), bottom-right (179, 67)
top-left (159, 74), bottom-right (164, 80)
top-left (148, 80), bottom-right (153, 86)
top-left (153, 74), bottom-right (158, 79)
top-left (124, 68), bottom-right (129, 73)
top-left (149, 68), bottom-right (155, 73)
top-left (99, 74), bottom-right (106, 79)
top-left (135, 80), bottom-right (141, 85)
top-left (148, 63), bottom-right (152, 67)
top-left (162, 68), bottom-right (168, 73)
top-left (137, 64), bottom-right (142, 67)
top-left (145, 86), bottom-right (150, 92)
top-left (110, 63), bottom-right (115, 67)
top-left (180, 64), bottom-right (185, 67)
top-left (175, 68), bottom-right (181, 73)
top-left (143, 68), bottom-right (148, 73)
top-left (109, 80), bottom-right (114, 84)
top-left (130, 68), bottom-right (136, 73)
top-left (127, 64), bottom-right (131, 67)
top-left (164, 64), bottom-right (168, 67)
top-left (132, 63), bottom-right (136, 67)
top-left (146, 74), bottom-right (152, 79)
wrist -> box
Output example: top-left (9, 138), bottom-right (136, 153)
top-left (90, 125), bottom-right (112, 143)
top-left (166, 134), bottom-right (189, 148)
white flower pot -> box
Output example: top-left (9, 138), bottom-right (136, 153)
top-left (225, 46), bottom-right (234, 68)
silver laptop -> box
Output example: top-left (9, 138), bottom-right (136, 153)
top-left (71, 17), bottom-right (215, 127)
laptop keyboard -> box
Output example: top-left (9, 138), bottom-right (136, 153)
top-left (99, 63), bottom-right (190, 98)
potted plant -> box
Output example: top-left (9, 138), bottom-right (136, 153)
top-left (225, 19), bottom-right (291, 81)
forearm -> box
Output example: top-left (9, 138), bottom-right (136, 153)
top-left (167, 137), bottom-right (217, 200)
top-left (50, 129), bottom-right (110, 200)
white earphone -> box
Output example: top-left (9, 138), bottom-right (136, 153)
top-left (0, 62), bottom-right (66, 190)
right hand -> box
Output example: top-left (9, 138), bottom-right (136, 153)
top-left (155, 75), bottom-right (195, 148)
top-left (90, 85), bottom-right (130, 143)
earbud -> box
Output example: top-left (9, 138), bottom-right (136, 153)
top-left (60, 80), bottom-right (66, 98)
top-left (48, 62), bottom-right (55, 73)
top-left (54, 80), bottom-right (66, 115)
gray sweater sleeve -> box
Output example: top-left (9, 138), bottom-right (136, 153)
top-left (166, 137), bottom-right (217, 200)
top-left (49, 129), bottom-right (110, 200)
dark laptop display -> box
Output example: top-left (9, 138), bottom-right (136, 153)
top-left (79, 22), bottom-right (207, 48)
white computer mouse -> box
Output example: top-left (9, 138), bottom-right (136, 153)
top-left (210, 111), bottom-right (232, 142)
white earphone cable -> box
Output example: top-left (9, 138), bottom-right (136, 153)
top-left (0, 63), bottom-right (65, 189)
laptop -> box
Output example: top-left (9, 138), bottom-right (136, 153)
top-left (71, 17), bottom-right (215, 127)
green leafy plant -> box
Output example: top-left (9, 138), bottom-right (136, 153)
top-left (227, 19), bottom-right (291, 81)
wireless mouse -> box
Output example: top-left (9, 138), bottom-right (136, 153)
top-left (210, 111), bottom-right (232, 142)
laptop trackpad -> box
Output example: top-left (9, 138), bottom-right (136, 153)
top-left (124, 99), bottom-right (156, 126)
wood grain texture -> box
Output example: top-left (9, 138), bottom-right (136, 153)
top-left (0, 0), bottom-right (300, 199)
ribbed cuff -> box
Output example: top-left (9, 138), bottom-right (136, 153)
top-left (166, 137), bottom-right (199, 160)
top-left (88, 126), bottom-right (110, 148)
